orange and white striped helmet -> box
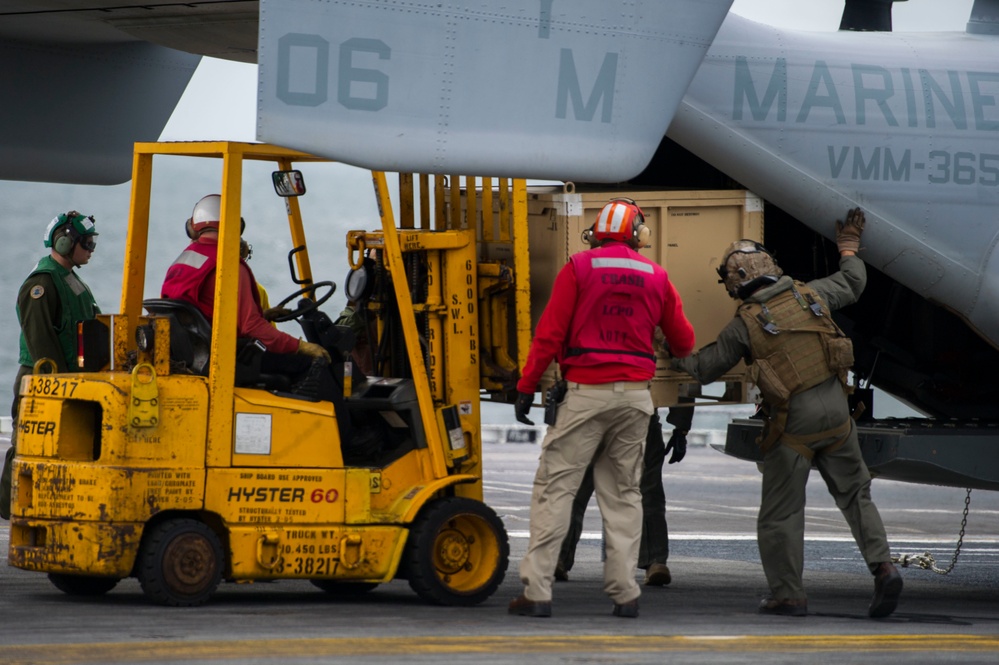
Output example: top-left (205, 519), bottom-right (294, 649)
top-left (584, 198), bottom-right (648, 248)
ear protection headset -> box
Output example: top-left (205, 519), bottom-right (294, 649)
top-left (581, 197), bottom-right (651, 249)
top-left (632, 203), bottom-right (652, 248)
top-left (53, 225), bottom-right (77, 256)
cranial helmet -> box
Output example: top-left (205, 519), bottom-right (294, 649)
top-left (187, 194), bottom-right (222, 237)
top-left (582, 198), bottom-right (651, 249)
top-left (44, 211), bottom-right (98, 256)
top-left (716, 239), bottom-right (783, 299)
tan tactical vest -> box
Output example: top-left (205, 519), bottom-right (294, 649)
top-left (738, 281), bottom-right (854, 455)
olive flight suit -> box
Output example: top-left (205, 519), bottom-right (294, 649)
top-left (672, 255), bottom-right (891, 600)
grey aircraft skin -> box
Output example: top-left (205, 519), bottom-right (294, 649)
top-left (4, 0), bottom-right (999, 463)
top-left (0, 2), bottom-right (205, 185)
top-left (671, 11), bottom-right (999, 416)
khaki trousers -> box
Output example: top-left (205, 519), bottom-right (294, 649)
top-left (518, 383), bottom-right (653, 604)
top-left (758, 419), bottom-right (891, 599)
top-left (557, 411), bottom-right (671, 573)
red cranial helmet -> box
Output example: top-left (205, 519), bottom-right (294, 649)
top-left (583, 198), bottom-right (650, 249)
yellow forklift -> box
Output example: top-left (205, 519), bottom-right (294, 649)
top-left (7, 141), bottom-right (527, 607)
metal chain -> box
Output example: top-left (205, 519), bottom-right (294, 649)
top-left (892, 488), bottom-right (971, 575)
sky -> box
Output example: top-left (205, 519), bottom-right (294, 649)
top-left (0, 0), bottom-right (977, 418)
top-left (732, 0), bottom-right (975, 32)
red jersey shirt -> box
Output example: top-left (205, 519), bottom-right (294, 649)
top-left (517, 241), bottom-right (694, 392)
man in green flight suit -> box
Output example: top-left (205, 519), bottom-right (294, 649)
top-left (671, 208), bottom-right (903, 619)
top-left (0, 211), bottom-right (100, 519)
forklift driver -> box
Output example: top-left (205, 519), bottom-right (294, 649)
top-left (161, 194), bottom-right (333, 398)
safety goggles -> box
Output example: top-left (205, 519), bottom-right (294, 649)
top-left (78, 236), bottom-right (97, 252)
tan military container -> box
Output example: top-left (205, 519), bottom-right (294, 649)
top-left (525, 186), bottom-right (764, 407)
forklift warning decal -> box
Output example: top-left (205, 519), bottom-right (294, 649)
top-left (160, 395), bottom-right (202, 412)
top-left (235, 413), bottom-right (272, 455)
top-left (147, 470), bottom-right (198, 506)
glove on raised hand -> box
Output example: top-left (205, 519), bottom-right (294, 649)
top-left (664, 430), bottom-right (688, 464)
top-left (835, 207), bottom-right (866, 253)
top-left (514, 391), bottom-right (535, 426)
top-left (297, 340), bottom-right (331, 364)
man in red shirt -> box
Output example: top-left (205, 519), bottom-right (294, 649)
top-left (509, 198), bottom-right (695, 619)
top-left (162, 195), bottom-right (330, 388)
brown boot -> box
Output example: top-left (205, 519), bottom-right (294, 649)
top-left (643, 563), bottom-right (671, 587)
top-left (758, 596), bottom-right (807, 617)
top-left (508, 595), bottom-right (552, 617)
top-left (869, 562), bottom-right (903, 618)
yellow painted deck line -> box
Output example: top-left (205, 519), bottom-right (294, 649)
top-left (5, 634), bottom-right (999, 663)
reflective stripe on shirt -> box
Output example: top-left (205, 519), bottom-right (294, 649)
top-left (590, 257), bottom-right (655, 273)
top-left (173, 250), bottom-right (209, 269)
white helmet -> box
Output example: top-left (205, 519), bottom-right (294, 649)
top-left (189, 194), bottom-right (221, 236)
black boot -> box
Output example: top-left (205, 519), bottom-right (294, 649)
top-left (869, 562), bottom-right (903, 618)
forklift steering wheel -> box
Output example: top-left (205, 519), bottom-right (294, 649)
top-left (270, 281), bottom-right (336, 323)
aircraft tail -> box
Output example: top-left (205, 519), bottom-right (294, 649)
top-left (257, 0), bottom-right (733, 182)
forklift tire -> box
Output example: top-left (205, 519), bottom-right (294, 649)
top-left (136, 518), bottom-right (224, 607)
top-left (310, 580), bottom-right (379, 596)
top-left (403, 497), bottom-right (509, 606)
top-left (48, 573), bottom-right (120, 597)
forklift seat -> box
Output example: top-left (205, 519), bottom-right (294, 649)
top-left (142, 298), bottom-right (291, 391)
top-left (143, 298), bottom-right (211, 375)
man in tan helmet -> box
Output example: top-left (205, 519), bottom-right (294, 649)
top-left (672, 208), bottom-right (902, 619)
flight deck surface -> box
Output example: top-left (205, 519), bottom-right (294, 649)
top-left (3, 436), bottom-right (998, 664)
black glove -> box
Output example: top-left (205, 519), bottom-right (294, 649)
top-left (664, 429), bottom-right (688, 464)
top-left (514, 391), bottom-right (535, 426)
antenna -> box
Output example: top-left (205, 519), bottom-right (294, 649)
top-left (968, 0), bottom-right (999, 34)
top-left (839, 0), bottom-right (904, 32)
